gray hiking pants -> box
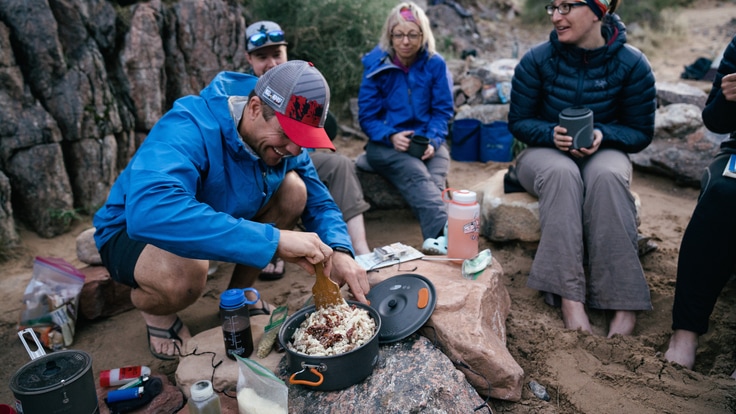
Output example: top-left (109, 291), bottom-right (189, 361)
top-left (515, 147), bottom-right (652, 310)
top-left (365, 142), bottom-right (449, 240)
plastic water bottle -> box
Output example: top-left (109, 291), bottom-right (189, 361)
top-left (220, 288), bottom-right (259, 360)
top-left (188, 380), bottom-right (221, 414)
top-left (444, 189), bottom-right (480, 261)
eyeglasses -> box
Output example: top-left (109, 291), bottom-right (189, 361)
top-left (248, 30), bottom-right (285, 47)
top-left (391, 32), bottom-right (422, 41)
top-left (545, 2), bottom-right (587, 15)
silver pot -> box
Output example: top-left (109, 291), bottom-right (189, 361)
top-left (10, 329), bottom-right (98, 414)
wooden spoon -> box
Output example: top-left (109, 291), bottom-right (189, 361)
top-left (312, 261), bottom-right (345, 309)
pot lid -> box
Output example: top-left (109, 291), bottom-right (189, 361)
top-left (366, 273), bottom-right (436, 343)
top-left (11, 351), bottom-right (91, 393)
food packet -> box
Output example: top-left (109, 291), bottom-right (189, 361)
top-left (256, 306), bottom-right (287, 358)
top-left (235, 356), bottom-right (288, 414)
top-left (18, 257), bottom-right (85, 349)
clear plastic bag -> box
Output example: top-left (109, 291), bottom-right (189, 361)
top-left (18, 257), bottom-right (85, 349)
top-left (235, 356), bottom-right (288, 414)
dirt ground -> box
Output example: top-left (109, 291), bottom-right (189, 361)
top-left (2, 2), bottom-right (736, 413)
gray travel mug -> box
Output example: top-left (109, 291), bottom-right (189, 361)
top-left (559, 107), bottom-right (594, 149)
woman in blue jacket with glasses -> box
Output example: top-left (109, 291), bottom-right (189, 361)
top-left (358, 1), bottom-right (454, 254)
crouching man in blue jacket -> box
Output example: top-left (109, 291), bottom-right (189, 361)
top-left (93, 61), bottom-right (369, 359)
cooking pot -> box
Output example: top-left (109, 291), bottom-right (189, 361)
top-left (278, 301), bottom-right (381, 391)
top-left (10, 329), bottom-right (98, 414)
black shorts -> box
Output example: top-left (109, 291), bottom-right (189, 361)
top-left (99, 227), bottom-right (146, 289)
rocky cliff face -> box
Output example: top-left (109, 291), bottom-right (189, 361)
top-left (0, 0), bottom-right (248, 244)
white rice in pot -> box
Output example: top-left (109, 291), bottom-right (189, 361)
top-left (288, 302), bottom-right (376, 356)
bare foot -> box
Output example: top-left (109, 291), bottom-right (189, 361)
top-left (664, 329), bottom-right (698, 370)
top-left (607, 310), bottom-right (636, 338)
top-left (561, 299), bottom-right (593, 333)
top-left (141, 312), bottom-right (192, 358)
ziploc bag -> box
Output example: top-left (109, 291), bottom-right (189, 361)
top-left (18, 256), bottom-right (86, 349)
top-left (236, 356), bottom-right (288, 414)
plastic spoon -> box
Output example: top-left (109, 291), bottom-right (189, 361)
top-left (312, 262), bottom-right (345, 309)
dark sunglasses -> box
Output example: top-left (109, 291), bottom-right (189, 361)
top-left (248, 30), bottom-right (285, 47)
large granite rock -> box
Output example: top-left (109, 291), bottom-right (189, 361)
top-left (372, 259), bottom-right (523, 401)
top-left (283, 335), bottom-right (484, 413)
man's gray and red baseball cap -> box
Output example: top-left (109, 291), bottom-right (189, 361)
top-left (254, 60), bottom-right (334, 151)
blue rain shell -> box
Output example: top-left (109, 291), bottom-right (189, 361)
top-left (358, 45), bottom-right (454, 150)
top-left (508, 14), bottom-right (656, 154)
top-left (93, 71), bottom-right (352, 269)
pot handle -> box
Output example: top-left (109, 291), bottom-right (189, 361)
top-left (289, 366), bottom-right (324, 387)
top-left (18, 328), bottom-right (47, 360)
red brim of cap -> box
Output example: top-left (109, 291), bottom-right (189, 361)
top-left (275, 112), bottom-right (335, 151)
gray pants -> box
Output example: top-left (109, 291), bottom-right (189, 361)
top-left (515, 147), bottom-right (651, 310)
top-left (365, 142), bottom-right (449, 240)
top-left (309, 152), bottom-right (371, 221)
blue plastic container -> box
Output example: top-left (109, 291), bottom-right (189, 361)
top-left (450, 118), bottom-right (482, 162)
top-left (480, 121), bottom-right (514, 162)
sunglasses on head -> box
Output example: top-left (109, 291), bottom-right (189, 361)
top-left (248, 30), bottom-right (285, 47)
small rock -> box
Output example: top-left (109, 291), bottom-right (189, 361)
top-left (528, 380), bottom-right (550, 401)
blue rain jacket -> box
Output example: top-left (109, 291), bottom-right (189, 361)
top-left (358, 46), bottom-right (454, 150)
top-left (93, 71), bottom-right (352, 269)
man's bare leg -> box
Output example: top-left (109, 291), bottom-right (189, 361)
top-left (346, 214), bottom-right (371, 256)
top-left (133, 246), bottom-right (209, 357)
top-left (608, 310), bottom-right (636, 338)
top-left (561, 298), bottom-right (593, 334)
top-left (664, 329), bottom-right (698, 370)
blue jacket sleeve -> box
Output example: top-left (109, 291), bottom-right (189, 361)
top-left (594, 47), bottom-right (655, 154)
top-left (358, 60), bottom-right (395, 146)
top-left (508, 47), bottom-right (556, 148)
top-left (424, 57), bottom-right (455, 149)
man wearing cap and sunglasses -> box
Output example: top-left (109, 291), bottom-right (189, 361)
top-left (245, 21), bottom-right (373, 282)
top-left (92, 60), bottom-right (370, 360)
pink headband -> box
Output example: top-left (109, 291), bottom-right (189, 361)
top-left (400, 7), bottom-right (417, 23)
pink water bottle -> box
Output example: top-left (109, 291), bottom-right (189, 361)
top-left (443, 189), bottom-right (480, 261)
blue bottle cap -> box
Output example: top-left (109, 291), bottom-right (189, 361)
top-left (220, 288), bottom-right (260, 309)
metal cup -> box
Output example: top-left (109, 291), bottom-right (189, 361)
top-left (559, 107), bottom-right (594, 149)
top-left (407, 135), bottom-right (430, 158)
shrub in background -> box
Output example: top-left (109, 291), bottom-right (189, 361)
top-left (244, 0), bottom-right (396, 119)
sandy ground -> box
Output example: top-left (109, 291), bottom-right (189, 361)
top-left (2, 3), bottom-right (736, 413)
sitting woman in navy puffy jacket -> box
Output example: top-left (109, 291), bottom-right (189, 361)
top-left (358, 1), bottom-right (454, 255)
top-left (508, 0), bottom-right (656, 337)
